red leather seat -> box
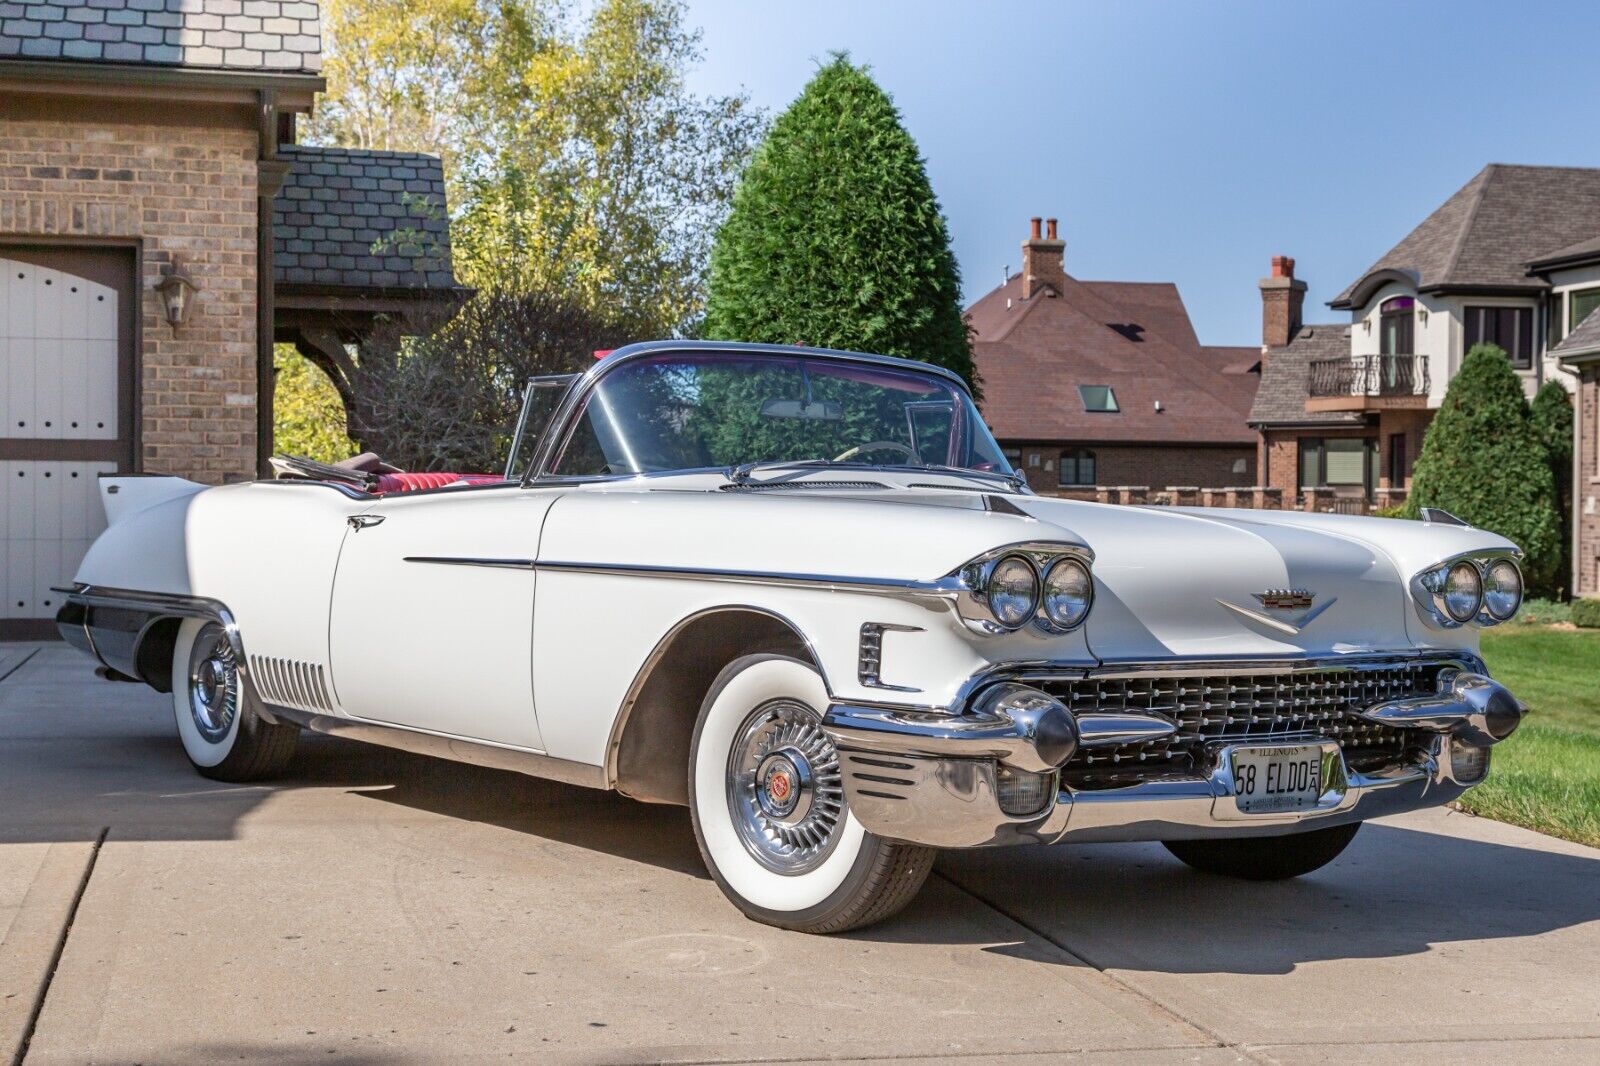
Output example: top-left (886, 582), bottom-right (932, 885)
top-left (374, 471), bottom-right (481, 494)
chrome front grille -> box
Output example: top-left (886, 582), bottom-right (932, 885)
top-left (1033, 661), bottom-right (1444, 783)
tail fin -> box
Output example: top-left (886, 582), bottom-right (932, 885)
top-left (99, 475), bottom-right (206, 525)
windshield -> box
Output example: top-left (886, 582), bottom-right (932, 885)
top-left (547, 352), bottom-right (1011, 477)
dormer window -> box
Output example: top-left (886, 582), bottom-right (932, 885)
top-left (1078, 385), bottom-right (1119, 412)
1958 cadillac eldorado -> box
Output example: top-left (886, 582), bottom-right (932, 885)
top-left (56, 341), bottom-right (1526, 933)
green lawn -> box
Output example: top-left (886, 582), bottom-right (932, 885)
top-left (1462, 626), bottom-right (1600, 847)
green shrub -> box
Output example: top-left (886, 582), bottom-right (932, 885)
top-left (1515, 597), bottom-right (1572, 625)
top-left (1371, 503), bottom-right (1407, 519)
top-left (703, 54), bottom-right (976, 392)
top-left (1573, 599), bottom-right (1600, 629)
top-left (1530, 380), bottom-right (1574, 596)
top-left (1404, 345), bottom-right (1560, 590)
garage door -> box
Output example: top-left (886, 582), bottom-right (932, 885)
top-left (1, 246), bottom-right (135, 639)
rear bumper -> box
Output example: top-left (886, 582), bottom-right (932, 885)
top-left (823, 668), bottom-right (1520, 849)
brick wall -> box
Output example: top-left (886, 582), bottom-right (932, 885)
top-left (1579, 365), bottom-right (1598, 596)
top-left (1375, 408), bottom-right (1433, 489)
top-left (0, 118), bottom-right (259, 483)
top-left (1009, 442), bottom-right (1255, 493)
top-left (1259, 426), bottom-right (1375, 495)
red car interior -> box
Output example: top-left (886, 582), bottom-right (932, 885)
top-left (371, 472), bottom-right (503, 494)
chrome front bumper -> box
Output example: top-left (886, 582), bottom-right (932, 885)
top-left (822, 669), bottom-right (1521, 849)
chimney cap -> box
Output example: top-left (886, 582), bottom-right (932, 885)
top-left (1046, 218), bottom-right (1058, 240)
top-left (1029, 217), bottom-right (1042, 240)
top-left (1270, 255), bottom-right (1296, 279)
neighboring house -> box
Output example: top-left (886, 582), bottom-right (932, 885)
top-left (967, 218), bottom-right (1260, 496)
top-left (1251, 164), bottom-right (1600, 512)
top-left (0, 2), bottom-right (464, 638)
top-left (1553, 311), bottom-right (1600, 597)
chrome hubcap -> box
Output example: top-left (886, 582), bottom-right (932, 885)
top-left (727, 700), bottom-right (844, 874)
top-left (188, 623), bottom-right (239, 744)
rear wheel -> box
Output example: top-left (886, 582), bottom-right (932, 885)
top-left (1163, 822), bottom-right (1361, 880)
top-left (688, 655), bottom-right (935, 933)
top-left (171, 618), bottom-right (298, 781)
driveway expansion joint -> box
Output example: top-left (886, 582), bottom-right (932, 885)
top-left (11, 827), bottom-right (106, 1066)
top-left (931, 869), bottom-right (1274, 1065)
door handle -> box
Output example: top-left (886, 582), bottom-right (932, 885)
top-left (348, 514), bottom-right (385, 530)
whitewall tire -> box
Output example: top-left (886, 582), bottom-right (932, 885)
top-left (688, 655), bottom-right (935, 933)
top-left (171, 618), bottom-right (298, 781)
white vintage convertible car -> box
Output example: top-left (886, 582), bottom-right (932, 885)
top-left (57, 341), bottom-right (1526, 932)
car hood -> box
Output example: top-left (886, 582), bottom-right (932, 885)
top-left (1012, 497), bottom-right (1506, 663)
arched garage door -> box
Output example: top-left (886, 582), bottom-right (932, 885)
top-left (1, 246), bottom-right (136, 640)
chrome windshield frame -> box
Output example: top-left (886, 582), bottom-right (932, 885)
top-left (519, 341), bottom-right (988, 488)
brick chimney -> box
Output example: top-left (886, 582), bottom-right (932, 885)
top-left (1021, 216), bottom-right (1065, 299)
top-left (1259, 254), bottom-right (1307, 349)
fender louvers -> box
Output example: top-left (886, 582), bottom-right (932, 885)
top-left (248, 655), bottom-right (334, 713)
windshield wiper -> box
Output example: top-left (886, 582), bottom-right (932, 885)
top-left (875, 463), bottom-right (1027, 493)
top-left (726, 458), bottom-right (864, 484)
top-left (726, 458), bottom-right (1024, 493)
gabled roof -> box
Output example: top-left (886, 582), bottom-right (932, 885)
top-left (966, 273), bottom-right (1260, 446)
top-left (1247, 324), bottom-right (1362, 428)
top-left (1553, 307), bottom-right (1600, 362)
top-left (0, 1), bottom-right (321, 73)
top-left (273, 145), bottom-right (459, 293)
top-left (1332, 165), bottom-right (1600, 308)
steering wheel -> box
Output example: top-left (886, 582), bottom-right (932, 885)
top-left (833, 440), bottom-right (919, 463)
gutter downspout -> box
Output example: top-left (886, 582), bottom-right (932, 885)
top-left (255, 89), bottom-right (290, 479)
top-left (1556, 356), bottom-right (1584, 597)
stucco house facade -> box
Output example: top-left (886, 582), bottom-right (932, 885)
top-left (0, 2), bottom-right (461, 638)
top-left (1251, 165), bottom-right (1600, 526)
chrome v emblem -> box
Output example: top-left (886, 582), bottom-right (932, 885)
top-left (1215, 594), bottom-right (1337, 635)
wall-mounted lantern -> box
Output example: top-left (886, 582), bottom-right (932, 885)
top-left (1417, 306), bottom-right (1429, 326)
top-left (155, 259), bottom-right (198, 328)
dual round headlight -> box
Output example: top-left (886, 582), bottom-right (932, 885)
top-left (1481, 559), bottom-right (1523, 621)
top-left (1426, 556), bottom-right (1522, 625)
top-left (982, 554), bottom-right (1093, 632)
top-left (1441, 561), bottom-right (1483, 623)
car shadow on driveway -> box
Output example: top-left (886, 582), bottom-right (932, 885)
top-left (335, 733), bottom-right (1600, 973)
top-left (933, 822), bottom-right (1600, 975)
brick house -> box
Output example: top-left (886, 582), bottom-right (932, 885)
top-left (0, 2), bottom-right (462, 637)
top-left (1553, 304), bottom-right (1600, 597)
top-left (967, 218), bottom-right (1260, 497)
top-left (1251, 165), bottom-right (1600, 517)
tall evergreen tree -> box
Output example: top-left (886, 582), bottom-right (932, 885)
top-left (1531, 380), bottom-right (1575, 596)
top-left (1404, 345), bottom-right (1561, 590)
top-left (703, 54), bottom-right (976, 392)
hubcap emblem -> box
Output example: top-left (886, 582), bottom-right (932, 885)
top-left (754, 748), bottom-right (814, 825)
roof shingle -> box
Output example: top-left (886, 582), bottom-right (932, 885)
top-left (0, 0), bottom-right (321, 73)
top-left (1332, 165), bottom-right (1600, 306)
top-left (967, 273), bottom-right (1260, 446)
top-left (1552, 306), bottom-right (1600, 360)
top-left (272, 145), bottom-right (459, 292)
top-left (1246, 324), bottom-right (1362, 427)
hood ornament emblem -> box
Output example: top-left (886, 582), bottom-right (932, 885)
top-left (1255, 588), bottom-right (1316, 611)
top-left (1216, 588), bottom-right (1336, 635)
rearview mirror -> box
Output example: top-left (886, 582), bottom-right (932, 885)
top-left (759, 398), bottom-right (843, 421)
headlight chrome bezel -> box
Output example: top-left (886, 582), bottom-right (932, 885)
top-left (953, 542), bottom-right (1095, 635)
top-left (1414, 551), bottom-right (1522, 629)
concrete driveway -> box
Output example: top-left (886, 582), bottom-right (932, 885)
top-left (3, 642), bottom-right (1598, 1065)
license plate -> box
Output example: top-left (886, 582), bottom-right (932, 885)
top-left (1231, 744), bottom-right (1324, 813)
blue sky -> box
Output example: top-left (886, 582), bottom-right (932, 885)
top-left (683, 1), bottom-right (1599, 346)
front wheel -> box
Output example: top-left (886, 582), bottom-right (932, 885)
top-left (171, 618), bottom-right (298, 782)
top-left (688, 655), bottom-right (935, 933)
top-left (1163, 821), bottom-right (1361, 880)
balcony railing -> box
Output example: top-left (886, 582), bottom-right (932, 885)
top-left (1308, 354), bottom-right (1430, 399)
